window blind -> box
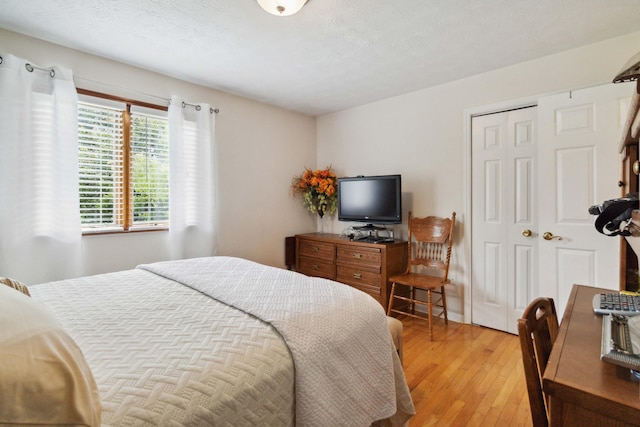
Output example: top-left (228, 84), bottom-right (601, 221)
top-left (78, 102), bottom-right (124, 231)
top-left (130, 108), bottom-right (169, 228)
top-left (78, 95), bottom-right (169, 232)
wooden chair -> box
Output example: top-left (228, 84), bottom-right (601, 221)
top-left (386, 212), bottom-right (456, 340)
top-left (517, 297), bottom-right (559, 427)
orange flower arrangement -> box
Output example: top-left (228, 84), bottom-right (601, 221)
top-left (291, 166), bottom-right (338, 218)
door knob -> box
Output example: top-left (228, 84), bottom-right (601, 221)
top-left (543, 232), bottom-right (562, 241)
top-left (522, 229), bottom-right (532, 237)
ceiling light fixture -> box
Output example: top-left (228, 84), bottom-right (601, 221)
top-left (256, 0), bottom-right (309, 17)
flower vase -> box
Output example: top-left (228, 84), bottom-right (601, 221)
top-left (317, 203), bottom-right (327, 234)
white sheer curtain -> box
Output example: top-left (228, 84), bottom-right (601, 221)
top-left (168, 97), bottom-right (217, 259)
top-left (0, 53), bottom-right (82, 284)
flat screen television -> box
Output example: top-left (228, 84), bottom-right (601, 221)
top-left (337, 174), bottom-right (402, 228)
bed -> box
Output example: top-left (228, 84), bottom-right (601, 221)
top-left (0, 256), bottom-right (414, 426)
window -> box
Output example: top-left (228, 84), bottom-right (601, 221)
top-left (77, 91), bottom-right (169, 232)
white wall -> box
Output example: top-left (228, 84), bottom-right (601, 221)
top-left (317, 31), bottom-right (640, 321)
top-left (0, 29), bottom-right (317, 280)
top-left (4, 26), bottom-right (640, 306)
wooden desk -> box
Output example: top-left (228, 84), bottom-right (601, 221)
top-left (543, 284), bottom-right (640, 426)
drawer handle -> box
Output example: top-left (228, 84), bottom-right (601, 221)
top-left (352, 253), bottom-right (363, 259)
top-left (312, 246), bottom-right (320, 252)
top-left (353, 273), bottom-right (362, 279)
top-left (311, 264), bottom-right (319, 270)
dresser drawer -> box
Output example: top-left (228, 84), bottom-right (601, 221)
top-left (336, 245), bottom-right (381, 271)
top-left (337, 266), bottom-right (381, 297)
top-left (298, 256), bottom-right (336, 280)
top-left (298, 239), bottom-right (336, 262)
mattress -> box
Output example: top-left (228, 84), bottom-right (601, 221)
top-left (30, 256), bottom-right (414, 426)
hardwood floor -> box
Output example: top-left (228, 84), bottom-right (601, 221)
top-left (399, 316), bottom-right (533, 426)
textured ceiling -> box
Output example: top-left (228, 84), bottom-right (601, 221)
top-left (1, 0), bottom-right (639, 116)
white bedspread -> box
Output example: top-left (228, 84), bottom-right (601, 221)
top-left (31, 266), bottom-right (295, 426)
top-left (138, 256), bottom-right (414, 427)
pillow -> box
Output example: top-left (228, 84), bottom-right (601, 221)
top-left (0, 284), bottom-right (101, 426)
top-left (0, 276), bottom-right (30, 296)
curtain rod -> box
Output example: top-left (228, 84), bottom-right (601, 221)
top-left (74, 75), bottom-right (220, 114)
top-left (25, 62), bottom-right (56, 78)
top-left (176, 100), bottom-right (219, 114)
top-left (0, 55), bottom-right (55, 77)
top-left (0, 56), bottom-right (54, 78)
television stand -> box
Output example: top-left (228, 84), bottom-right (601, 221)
top-left (353, 224), bottom-right (386, 231)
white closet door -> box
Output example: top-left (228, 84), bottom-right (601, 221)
top-left (537, 83), bottom-right (632, 318)
top-left (471, 107), bottom-right (537, 333)
top-left (471, 82), bottom-right (633, 333)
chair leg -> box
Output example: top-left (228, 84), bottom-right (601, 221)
top-left (410, 286), bottom-right (415, 315)
top-left (387, 282), bottom-right (396, 316)
top-left (427, 289), bottom-right (433, 341)
top-left (441, 286), bottom-right (448, 325)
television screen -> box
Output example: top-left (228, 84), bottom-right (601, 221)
top-left (337, 175), bottom-right (402, 225)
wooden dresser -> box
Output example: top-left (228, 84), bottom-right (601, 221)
top-left (295, 233), bottom-right (407, 311)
